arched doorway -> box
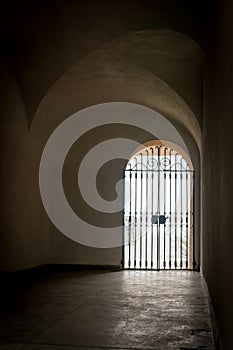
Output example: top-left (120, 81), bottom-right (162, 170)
top-left (123, 141), bottom-right (195, 270)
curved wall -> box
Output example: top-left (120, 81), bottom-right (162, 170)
top-left (0, 27), bottom-right (203, 271)
top-left (31, 35), bottom-right (202, 266)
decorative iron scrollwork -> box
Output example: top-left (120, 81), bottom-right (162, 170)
top-left (128, 156), bottom-right (188, 171)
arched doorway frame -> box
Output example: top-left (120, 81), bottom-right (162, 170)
top-left (122, 139), bottom-right (197, 271)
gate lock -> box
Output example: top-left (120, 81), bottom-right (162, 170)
top-left (152, 215), bottom-right (168, 225)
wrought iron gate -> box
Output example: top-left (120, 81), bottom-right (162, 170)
top-left (123, 145), bottom-right (195, 270)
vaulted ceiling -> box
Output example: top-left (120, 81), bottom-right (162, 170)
top-left (0, 0), bottom-right (211, 125)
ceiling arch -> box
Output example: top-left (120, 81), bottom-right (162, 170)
top-left (1, 1), bottom-right (208, 123)
top-left (31, 29), bottom-right (203, 155)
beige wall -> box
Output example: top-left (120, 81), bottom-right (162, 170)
top-left (2, 1), bottom-right (207, 124)
top-left (32, 37), bottom-right (201, 267)
top-left (0, 58), bottom-right (49, 271)
top-left (202, 0), bottom-right (233, 348)
top-left (0, 4), bottom-right (203, 272)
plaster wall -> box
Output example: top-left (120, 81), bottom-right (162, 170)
top-left (32, 46), bottom-right (201, 267)
top-left (0, 3), bottom-right (204, 272)
top-left (1, 0), bottom-right (208, 123)
top-left (202, 0), bottom-right (233, 348)
top-left (0, 58), bottom-right (49, 271)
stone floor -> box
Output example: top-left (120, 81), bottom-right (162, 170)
top-left (0, 269), bottom-right (215, 350)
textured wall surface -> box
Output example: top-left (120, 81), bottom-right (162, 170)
top-left (0, 1), bottom-right (203, 271)
top-left (0, 58), bottom-right (49, 270)
top-left (0, 0), bottom-right (208, 123)
top-left (202, 0), bottom-right (233, 348)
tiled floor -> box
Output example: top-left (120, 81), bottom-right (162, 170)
top-left (0, 269), bottom-right (215, 349)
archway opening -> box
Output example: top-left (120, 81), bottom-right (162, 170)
top-left (123, 140), bottom-right (195, 270)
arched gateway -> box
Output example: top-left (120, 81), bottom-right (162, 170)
top-left (123, 141), bottom-right (195, 270)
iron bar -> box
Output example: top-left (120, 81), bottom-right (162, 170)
top-left (134, 157), bottom-right (137, 268)
top-left (169, 149), bottom-right (172, 269)
top-left (175, 153), bottom-right (178, 269)
top-left (129, 164), bottom-right (132, 268)
top-left (150, 147), bottom-right (154, 269)
top-left (180, 157), bottom-right (183, 269)
top-left (192, 172), bottom-right (196, 271)
top-left (140, 153), bottom-right (143, 268)
top-left (157, 146), bottom-right (160, 270)
top-left (186, 164), bottom-right (189, 269)
top-left (163, 147), bottom-right (167, 269)
top-left (145, 150), bottom-right (149, 268)
top-left (122, 169), bottom-right (125, 269)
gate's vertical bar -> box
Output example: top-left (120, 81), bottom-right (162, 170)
top-left (129, 164), bottom-right (132, 268)
top-left (186, 164), bottom-right (189, 269)
top-left (145, 149), bottom-right (149, 269)
top-left (175, 153), bottom-right (178, 269)
top-left (134, 157), bottom-right (137, 268)
top-left (180, 157), bottom-right (183, 269)
top-left (163, 147), bottom-right (167, 269)
top-left (122, 168), bottom-right (125, 269)
top-left (157, 146), bottom-right (161, 270)
top-left (150, 147), bottom-right (154, 269)
top-left (192, 171), bottom-right (196, 271)
top-left (140, 153), bottom-right (143, 269)
top-left (169, 149), bottom-right (172, 269)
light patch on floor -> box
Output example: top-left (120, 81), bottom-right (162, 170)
top-left (0, 270), bottom-right (215, 349)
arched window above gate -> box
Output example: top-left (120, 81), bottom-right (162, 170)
top-left (126, 141), bottom-right (194, 172)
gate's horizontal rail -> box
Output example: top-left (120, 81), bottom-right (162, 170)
top-left (125, 170), bottom-right (194, 172)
